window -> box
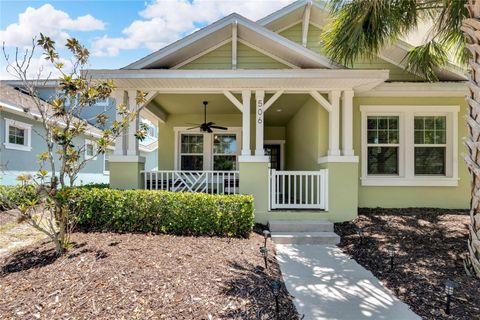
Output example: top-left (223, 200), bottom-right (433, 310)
top-left (361, 106), bottom-right (459, 186)
top-left (85, 140), bottom-right (97, 160)
top-left (213, 134), bottom-right (237, 170)
top-left (180, 134), bottom-right (204, 170)
top-left (366, 116), bottom-right (399, 175)
top-left (4, 118), bottom-right (32, 151)
top-left (414, 116), bottom-right (446, 175)
top-left (104, 150), bottom-right (113, 174)
top-left (175, 128), bottom-right (240, 171)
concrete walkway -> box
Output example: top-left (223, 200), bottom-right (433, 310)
top-left (275, 244), bottom-right (421, 320)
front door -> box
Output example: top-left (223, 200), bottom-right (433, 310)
top-left (264, 144), bottom-right (281, 170)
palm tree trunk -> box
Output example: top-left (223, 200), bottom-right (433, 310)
top-left (462, 0), bottom-right (480, 278)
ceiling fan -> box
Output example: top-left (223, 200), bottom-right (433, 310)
top-left (187, 101), bottom-right (227, 133)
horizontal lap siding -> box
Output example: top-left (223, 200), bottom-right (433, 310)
top-left (279, 23), bottom-right (422, 81)
top-left (179, 41), bottom-right (289, 70)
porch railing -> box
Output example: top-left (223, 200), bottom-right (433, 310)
top-left (269, 169), bottom-right (328, 210)
top-left (142, 170), bottom-right (240, 195)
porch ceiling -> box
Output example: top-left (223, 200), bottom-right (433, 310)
top-left (151, 93), bottom-right (310, 126)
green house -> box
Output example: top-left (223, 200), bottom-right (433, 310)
top-left (87, 1), bottom-right (469, 224)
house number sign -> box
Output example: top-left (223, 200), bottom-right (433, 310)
top-left (257, 99), bottom-right (264, 124)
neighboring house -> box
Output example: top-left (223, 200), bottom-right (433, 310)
top-left (0, 82), bottom-right (159, 185)
top-left (75, 1), bottom-right (471, 223)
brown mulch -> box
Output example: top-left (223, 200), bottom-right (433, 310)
top-left (335, 208), bottom-right (480, 320)
top-left (0, 227), bottom-right (298, 320)
top-left (0, 209), bottom-right (19, 225)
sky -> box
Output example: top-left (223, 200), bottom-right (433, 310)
top-left (0, 0), bottom-right (294, 79)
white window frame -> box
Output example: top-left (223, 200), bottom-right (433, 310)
top-left (360, 105), bottom-right (459, 187)
top-left (4, 118), bottom-right (32, 151)
top-left (174, 127), bottom-right (241, 170)
top-left (103, 148), bottom-right (114, 175)
top-left (85, 139), bottom-right (97, 160)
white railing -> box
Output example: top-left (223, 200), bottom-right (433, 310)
top-left (142, 170), bottom-right (240, 195)
top-left (269, 169), bottom-right (328, 210)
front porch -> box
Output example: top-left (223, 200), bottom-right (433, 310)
top-left (94, 69), bottom-right (388, 223)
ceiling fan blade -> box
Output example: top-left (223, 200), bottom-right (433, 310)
top-left (187, 125), bottom-right (201, 130)
top-left (210, 125), bottom-right (228, 130)
top-left (207, 127), bottom-right (213, 133)
top-left (206, 121), bottom-right (214, 126)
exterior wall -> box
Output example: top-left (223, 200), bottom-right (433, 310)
top-left (285, 96), bottom-right (328, 170)
top-left (353, 96), bottom-right (469, 209)
top-left (179, 41), bottom-right (289, 70)
top-left (279, 23), bottom-right (422, 81)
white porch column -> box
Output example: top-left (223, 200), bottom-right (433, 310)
top-left (328, 90), bottom-right (341, 156)
top-left (112, 90), bottom-right (126, 156)
top-left (342, 90), bottom-right (354, 156)
top-left (126, 90), bottom-right (140, 156)
top-left (241, 90), bottom-right (251, 156)
top-left (255, 90), bottom-right (265, 156)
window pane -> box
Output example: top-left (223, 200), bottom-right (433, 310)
top-left (213, 155), bottom-right (236, 170)
top-left (86, 144), bottom-right (94, 156)
top-left (181, 155), bottom-right (203, 170)
top-left (181, 134), bottom-right (203, 154)
top-left (213, 134), bottom-right (237, 154)
top-left (414, 116), bottom-right (446, 145)
top-left (415, 147), bottom-right (446, 175)
top-left (9, 126), bottom-right (25, 145)
top-left (366, 116), bottom-right (399, 145)
top-left (367, 147), bottom-right (398, 175)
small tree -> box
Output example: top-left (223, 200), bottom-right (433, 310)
top-left (2, 34), bottom-right (148, 255)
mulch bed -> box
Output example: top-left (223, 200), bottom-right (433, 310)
top-left (335, 208), bottom-right (480, 320)
top-left (0, 227), bottom-right (298, 319)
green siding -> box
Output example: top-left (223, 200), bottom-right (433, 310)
top-left (280, 23), bottom-right (423, 81)
top-left (180, 41), bottom-right (289, 70)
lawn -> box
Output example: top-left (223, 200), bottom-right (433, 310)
top-left (335, 209), bottom-right (480, 320)
top-left (0, 228), bottom-right (298, 319)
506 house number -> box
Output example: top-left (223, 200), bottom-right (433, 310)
top-left (257, 100), bottom-right (264, 124)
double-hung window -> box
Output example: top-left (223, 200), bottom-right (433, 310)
top-left (4, 118), bottom-right (32, 151)
top-left (361, 106), bottom-right (458, 186)
top-left (176, 128), bottom-right (240, 171)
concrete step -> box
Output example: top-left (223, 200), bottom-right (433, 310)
top-left (268, 220), bottom-right (333, 233)
top-left (271, 232), bottom-right (340, 245)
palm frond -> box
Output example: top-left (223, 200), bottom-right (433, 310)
top-left (405, 40), bottom-right (448, 81)
top-left (323, 0), bottom-right (419, 66)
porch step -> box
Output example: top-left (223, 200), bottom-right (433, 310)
top-left (271, 232), bottom-right (340, 245)
top-left (268, 220), bottom-right (333, 233)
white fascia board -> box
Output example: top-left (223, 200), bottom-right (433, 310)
top-left (257, 0), bottom-right (310, 26)
top-left (357, 82), bottom-right (468, 97)
top-left (86, 68), bottom-right (389, 81)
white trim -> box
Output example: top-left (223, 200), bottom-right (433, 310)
top-left (318, 156), bottom-right (359, 164)
top-left (241, 90), bottom-right (251, 155)
top-left (109, 155), bottom-right (146, 163)
top-left (342, 90), bottom-right (354, 156)
top-left (301, 1), bottom-right (312, 47)
top-left (357, 82), bottom-right (468, 97)
top-left (328, 91), bottom-right (341, 156)
top-left (263, 90), bottom-right (284, 112)
top-left (360, 105), bottom-right (460, 187)
top-left (3, 118), bottom-right (32, 152)
top-left (232, 22), bottom-right (237, 69)
top-left (237, 39), bottom-right (300, 69)
top-left (85, 139), bottom-right (98, 160)
top-left (264, 140), bottom-right (285, 170)
top-left (103, 150), bottom-right (112, 175)
top-left (255, 90), bottom-right (265, 156)
top-left (238, 155), bottom-right (270, 163)
top-left (223, 90), bottom-right (243, 111)
top-left (309, 91), bottom-right (332, 112)
top-left (257, 0), bottom-right (312, 26)
top-left (171, 39), bottom-right (232, 70)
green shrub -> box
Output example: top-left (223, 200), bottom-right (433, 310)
top-left (0, 185), bottom-right (39, 211)
top-left (58, 188), bottom-right (254, 237)
top-left (76, 183), bottom-right (110, 190)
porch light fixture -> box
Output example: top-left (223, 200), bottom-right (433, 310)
top-left (387, 245), bottom-right (395, 271)
top-left (444, 280), bottom-right (456, 315)
top-left (260, 246), bottom-right (268, 269)
top-left (271, 280), bottom-right (281, 317)
top-left (263, 230), bottom-right (271, 246)
top-left (276, 108), bottom-right (282, 112)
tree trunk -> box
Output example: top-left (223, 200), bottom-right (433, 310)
top-left (462, 0), bottom-right (480, 278)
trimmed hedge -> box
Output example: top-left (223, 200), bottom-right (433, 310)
top-left (58, 188), bottom-right (254, 237)
top-left (0, 185), bottom-right (39, 211)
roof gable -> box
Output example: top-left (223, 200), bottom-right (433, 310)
top-left (124, 13), bottom-right (337, 70)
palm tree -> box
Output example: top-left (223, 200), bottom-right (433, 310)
top-left (322, 0), bottom-right (479, 278)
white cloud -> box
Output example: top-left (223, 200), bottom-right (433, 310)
top-left (0, 4), bottom-right (105, 48)
top-left (92, 0), bottom-right (292, 57)
top-left (0, 55), bottom-right (74, 80)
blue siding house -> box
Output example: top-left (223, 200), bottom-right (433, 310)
top-left (0, 82), bottom-right (158, 185)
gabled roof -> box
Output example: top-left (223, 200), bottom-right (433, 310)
top-left (258, 0), bottom-right (467, 81)
top-left (124, 13), bottom-right (338, 70)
